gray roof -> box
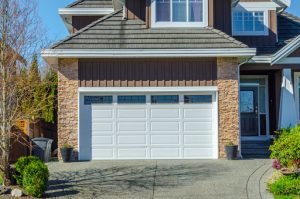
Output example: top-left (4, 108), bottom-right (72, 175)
top-left (67, 0), bottom-right (113, 8)
top-left (257, 12), bottom-right (300, 56)
top-left (51, 9), bottom-right (248, 50)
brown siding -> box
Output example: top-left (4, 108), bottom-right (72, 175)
top-left (79, 59), bottom-right (217, 87)
top-left (125, 0), bottom-right (146, 21)
top-left (72, 16), bottom-right (101, 32)
top-left (214, 0), bottom-right (232, 35)
top-left (234, 10), bottom-right (277, 47)
top-left (289, 48), bottom-right (300, 57)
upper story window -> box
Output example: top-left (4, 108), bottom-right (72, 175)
top-left (232, 6), bottom-right (269, 36)
top-left (152, 0), bottom-right (208, 28)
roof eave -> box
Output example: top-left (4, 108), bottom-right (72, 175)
top-left (41, 48), bottom-right (256, 64)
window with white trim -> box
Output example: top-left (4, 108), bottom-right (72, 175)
top-left (232, 8), bottom-right (268, 36)
top-left (152, 0), bottom-right (208, 27)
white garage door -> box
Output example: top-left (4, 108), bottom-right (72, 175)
top-left (80, 92), bottom-right (218, 160)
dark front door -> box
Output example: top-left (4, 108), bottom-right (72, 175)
top-left (240, 86), bottom-right (259, 136)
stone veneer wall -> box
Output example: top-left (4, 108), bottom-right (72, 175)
top-left (217, 57), bottom-right (240, 158)
top-left (57, 59), bottom-right (79, 159)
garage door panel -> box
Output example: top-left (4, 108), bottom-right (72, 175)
top-left (184, 148), bottom-right (214, 158)
top-left (118, 135), bottom-right (147, 145)
top-left (93, 123), bottom-right (113, 131)
top-left (92, 148), bottom-right (114, 159)
top-left (92, 135), bottom-right (113, 145)
top-left (183, 108), bottom-right (212, 118)
top-left (151, 135), bottom-right (180, 145)
top-left (151, 109), bottom-right (180, 118)
top-left (117, 122), bottom-right (147, 132)
top-left (183, 122), bottom-right (212, 131)
top-left (93, 109), bottom-right (114, 119)
top-left (118, 109), bottom-right (147, 119)
top-left (151, 122), bottom-right (180, 131)
top-left (151, 148), bottom-right (180, 158)
top-left (184, 135), bottom-right (213, 145)
top-left (118, 148), bottom-right (147, 158)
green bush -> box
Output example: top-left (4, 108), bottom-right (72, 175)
top-left (270, 125), bottom-right (300, 168)
top-left (15, 156), bottom-right (42, 185)
top-left (269, 175), bottom-right (300, 196)
top-left (23, 161), bottom-right (49, 198)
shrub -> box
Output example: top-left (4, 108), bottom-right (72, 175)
top-left (22, 161), bottom-right (49, 198)
top-left (268, 174), bottom-right (300, 196)
top-left (270, 126), bottom-right (300, 168)
top-left (15, 156), bottom-right (42, 185)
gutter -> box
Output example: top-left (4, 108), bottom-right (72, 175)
top-left (41, 48), bottom-right (257, 63)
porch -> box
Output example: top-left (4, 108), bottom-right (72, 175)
top-left (239, 65), bottom-right (300, 158)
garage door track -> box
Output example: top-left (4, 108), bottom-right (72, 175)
top-left (46, 159), bottom-right (274, 199)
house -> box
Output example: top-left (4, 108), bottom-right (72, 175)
top-left (42, 0), bottom-right (300, 160)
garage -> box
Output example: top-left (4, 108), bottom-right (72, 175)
top-left (79, 88), bottom-right (218, 160)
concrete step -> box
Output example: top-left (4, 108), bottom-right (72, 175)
top-left (242, 154), bottom-right (270, 159)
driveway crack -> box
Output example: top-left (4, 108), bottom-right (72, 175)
top-left (152, 160), bottom-right (158, 199)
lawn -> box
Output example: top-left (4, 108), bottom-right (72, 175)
top-left (275, 195), bottom-right (300, 199)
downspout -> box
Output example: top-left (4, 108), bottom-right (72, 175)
top-left (237, 57), bottom-right (252, 159)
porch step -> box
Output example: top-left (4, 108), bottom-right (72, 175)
top-left (241, 140), bottom-right (272, 159)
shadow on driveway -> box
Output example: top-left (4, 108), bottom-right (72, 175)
top-left (46, 162), bottom-right (229, 198)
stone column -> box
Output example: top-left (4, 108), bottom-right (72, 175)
top-left (217, 57), bottom-right (240, 158)
top-left (57, 58), bottom-right (79, 159)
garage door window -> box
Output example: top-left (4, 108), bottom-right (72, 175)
top-left (184, 95), bottom-right (212, 104)
top-left (118, 95), bottom-right (146, 104)
top-left (84, 96), bottom-right (113, 105)
top-left (151, 95), bottom-right (179, 104)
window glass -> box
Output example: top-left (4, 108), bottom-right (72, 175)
top-left (84, 96), bottom-right (112, 105)
top-left (189, 0), bottom-right (203, 22)
top-left (254, 12), bottom-right (264, 31)
top-left (184, 95), bottom-right (212, 103)
top-left (156, 0), bottom-right (170, 22)
top-left (259, 86), bottom-right (266, 113)
top-left (232, 10), bottom-right (265, 34)
top-left (173, 0), bottom-right (187, 22)
top-left (233, 12), bottom-right (243, 31)
top-left (240, 91), bottom-right (254, 113)
top-left (151, 95), bottom-right (179, 104)
top-left (118, 96), bottom-right (146, 104)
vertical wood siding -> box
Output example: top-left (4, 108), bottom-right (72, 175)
top-left (79, 59), bottom-right (217, 87)
top-left (72, 16), bottom-right (101, 32)
top-left (125, 0), bottom-right (146, 21)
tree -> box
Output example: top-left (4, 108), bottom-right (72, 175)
top-left (0, 0), bottom-right (48, 184)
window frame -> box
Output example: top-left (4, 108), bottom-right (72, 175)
top-left (151, 0), bottom-right (208, 28)
top-left (232, 6), bottom-right (269, 36)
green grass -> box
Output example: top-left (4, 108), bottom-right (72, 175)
top-left (275, 195), bottom-right (300, 199)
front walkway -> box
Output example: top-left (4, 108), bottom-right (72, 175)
top-left (46, 159), bottom-right (274, 199)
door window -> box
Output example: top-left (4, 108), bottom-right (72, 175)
top-left (240, 91), bottom-right (254, 113)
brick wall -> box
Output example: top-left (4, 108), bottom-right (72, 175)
top-left (57, 59), bottom-right (79, 159)
top-left (217, 57), bottom-right (240, 158)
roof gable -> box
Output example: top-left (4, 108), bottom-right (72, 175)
top-left (67, 0), bottom-right (113, 8)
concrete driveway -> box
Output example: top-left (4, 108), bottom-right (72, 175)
top-left (46, 159), bottom-right (274, 199)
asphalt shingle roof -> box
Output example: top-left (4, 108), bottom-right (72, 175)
top-left (257, 12), bottom-right (300, 56)
top-left (67, 0), bottom-right (113, 8)
top-left (51, 9), bottom-right (249, 50)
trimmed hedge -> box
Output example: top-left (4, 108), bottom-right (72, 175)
top-left (269, 175), bottom-right (300, 196)
top-left (15, 156), bottom-right (41, 186)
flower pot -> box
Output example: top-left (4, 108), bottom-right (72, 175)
top-left (225, 145), bottom-right (238, 160)
top-left (60, 147), bottom-right (73, 162)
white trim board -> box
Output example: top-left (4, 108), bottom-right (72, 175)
top-left (59, 8), bottom-right (114, 16)
top-left (41, 48), bottom-right (256, 64)
top-left (79, 86), bottom-right (218, 93)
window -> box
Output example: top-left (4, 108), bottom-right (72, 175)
top-left (151, 95), bottom-right (179, 104)
top-left (118, 96), bottom-right (146, 104)
top-left (184, 95), bottom-right (212, 103)
top-left (153, 0), bottom-right (208, 27)
top-left (232, 9), bottom-right (267, 36)
top-left (84, 96), bottom-right (112, 105)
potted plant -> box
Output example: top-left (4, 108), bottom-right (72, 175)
top-left (225, 141), bottom-right (238, 160)
top-left (60, 142), bottom-right (73, 163)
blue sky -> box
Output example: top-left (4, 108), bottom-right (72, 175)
top-left (39, 0), bottom-right (300, 43)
